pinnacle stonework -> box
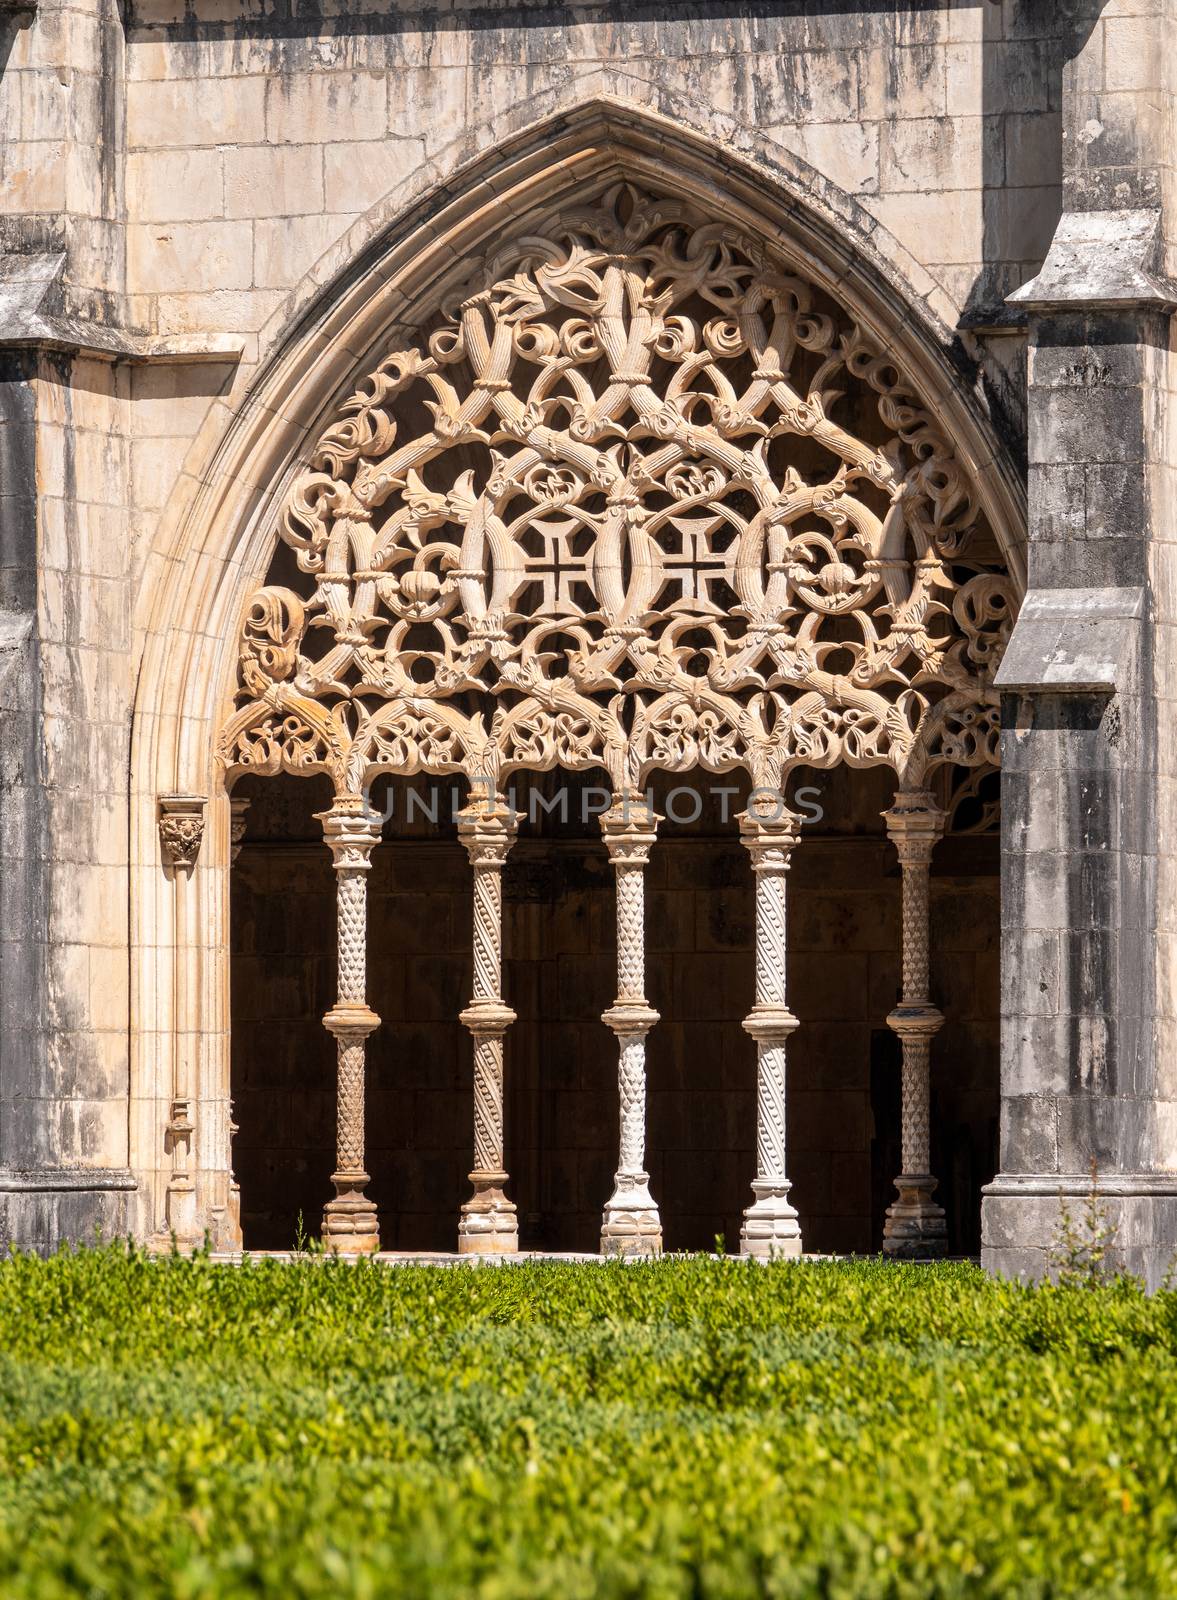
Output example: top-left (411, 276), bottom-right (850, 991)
top-left (0, 0), bottom-right (1174, 1282)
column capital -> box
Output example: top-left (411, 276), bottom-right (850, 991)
top-left (600, 793), bottom-right (659, 865)
top-left (882, 791), bottom-right (946, 861)
top-left (316, 798), bottom-right (381, 870)
top-left (457, 795), bottom-right (519, 866)
top-left (738, 796), bottom-right (800, 865)
top-left (229, 796), bottom-right (251, 864)
top-left (158, 793), bottom-right (206, 871)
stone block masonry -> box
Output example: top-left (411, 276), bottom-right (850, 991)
top-left (0, 0), bottom-right (1173, 1276)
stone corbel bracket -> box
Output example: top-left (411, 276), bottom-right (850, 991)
top-left (1007, 209), bottom-right (1177, 316)
top-left (158, 794), bottom-right (207, 871)
top-left (0, 253), bottom-right (243, 364)
top-left (995, 586), bottom-right (1145, 697)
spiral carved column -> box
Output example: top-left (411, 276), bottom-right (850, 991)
top-left (739, 798), bottom-right (803, 1258)
top-left (882, 791), bottom-right (948, 1258)
top-left (456, 797), bottom-right (519, 1254)
top-left (600, 796), bottom-right (661, 1257)
top-left (318, 800), bottom-right (381, 1254)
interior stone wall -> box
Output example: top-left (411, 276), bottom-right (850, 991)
top-left (231, 771), bottom-right (998, 1255)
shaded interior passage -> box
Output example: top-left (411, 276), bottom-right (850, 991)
top-left (230, 768), bottom-right (998, 1255)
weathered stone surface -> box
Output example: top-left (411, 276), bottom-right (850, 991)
top-left (996, 587), bottom-right (1144, 693)
top-left (0, 0), bottom-right (1173, 1274)
top-left (1010, 209), bottom-right (1176, 313)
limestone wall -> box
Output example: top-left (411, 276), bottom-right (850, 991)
top-left (117, 1), bottom-right (1059, 339)
top-left (5, 0), bottom-right (1174, 1263)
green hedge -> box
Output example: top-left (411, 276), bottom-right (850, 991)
top-left (0, 1246), bottom-right (1175, 1597)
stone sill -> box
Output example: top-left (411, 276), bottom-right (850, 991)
top-left (0, 1168), bottom-right (136, 1193)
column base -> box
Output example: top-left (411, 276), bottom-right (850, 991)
top-left (322, 1172), bottom-right (379, 1255)
top-left (883, 1174), bottom-right (947, 1258)
top-left (982, 1172), bottom-right (1177, 1289)
top-left (740, 1180), bottom-right (803, 1258)
top-left (164, 1178), bottom-right (200, 1245)
top-left (601, 1173), bottom-right (662, 1257)
top-left (228, 1181), bottom-right (242, 1247)
top-left (458, 1173), bottom-right (518, 1254)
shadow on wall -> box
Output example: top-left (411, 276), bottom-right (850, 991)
top-left (961, 0), bottom-right (1102, 464)
top-left (117, 0), bottom-right (1086, 486)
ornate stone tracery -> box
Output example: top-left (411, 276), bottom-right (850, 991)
top-left (216, 179), bottom-right (1016, 1256)
top-left (217, 182), bottom-right (1013, 799)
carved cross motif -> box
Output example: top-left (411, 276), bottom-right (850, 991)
top-left (654, 512), bottom-right (734, 612)
top-left (218, 183), bottom-right (1014, 800)
top-left (517, 517), bottom-right (588, 617)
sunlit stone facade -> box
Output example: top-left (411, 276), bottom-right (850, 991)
top-left (1, 0), bottom-right (1175, 1281)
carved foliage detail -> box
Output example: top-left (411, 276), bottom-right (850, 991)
top-left (219, 184), bottom-right (1013, 795)
top-left (159, 796), bottom-right (206, 869)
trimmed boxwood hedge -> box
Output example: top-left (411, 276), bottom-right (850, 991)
top-left (0, 1245), bottom-right (1175, 1597)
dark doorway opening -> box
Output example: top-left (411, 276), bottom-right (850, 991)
top-left (229, 765), bottom-right (998, 1254)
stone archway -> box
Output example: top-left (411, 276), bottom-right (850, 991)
top-left (215, 180), bottom-right (1017, 1257)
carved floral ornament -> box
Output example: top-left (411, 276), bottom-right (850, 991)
top-left (217, 184), bottom-right (1015, 799)
top-left (158, 795), bottom-right (206, 869)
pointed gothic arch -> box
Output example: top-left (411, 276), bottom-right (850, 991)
top-left (129, 101), bottom-right (1024, 1254)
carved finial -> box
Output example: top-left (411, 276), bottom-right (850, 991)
top-left (158, 795), bottom-right (206, 871)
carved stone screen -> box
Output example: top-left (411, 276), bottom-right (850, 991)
top-left (219, 181), bottom-right (1013, 1260)
top-left (219, 183), bottom-right (1012, 799)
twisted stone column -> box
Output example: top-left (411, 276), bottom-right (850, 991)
top-left (882, 791), bottom-right (948, 1258)
top-left (739, 797), bottom-right (803, 1258)
top-left (600, 795), bottom-right (661, 1256)
top-left (457, 797), bottom-right (519, 1253)
top-left (317, 799), bottom-right (381, 1254)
